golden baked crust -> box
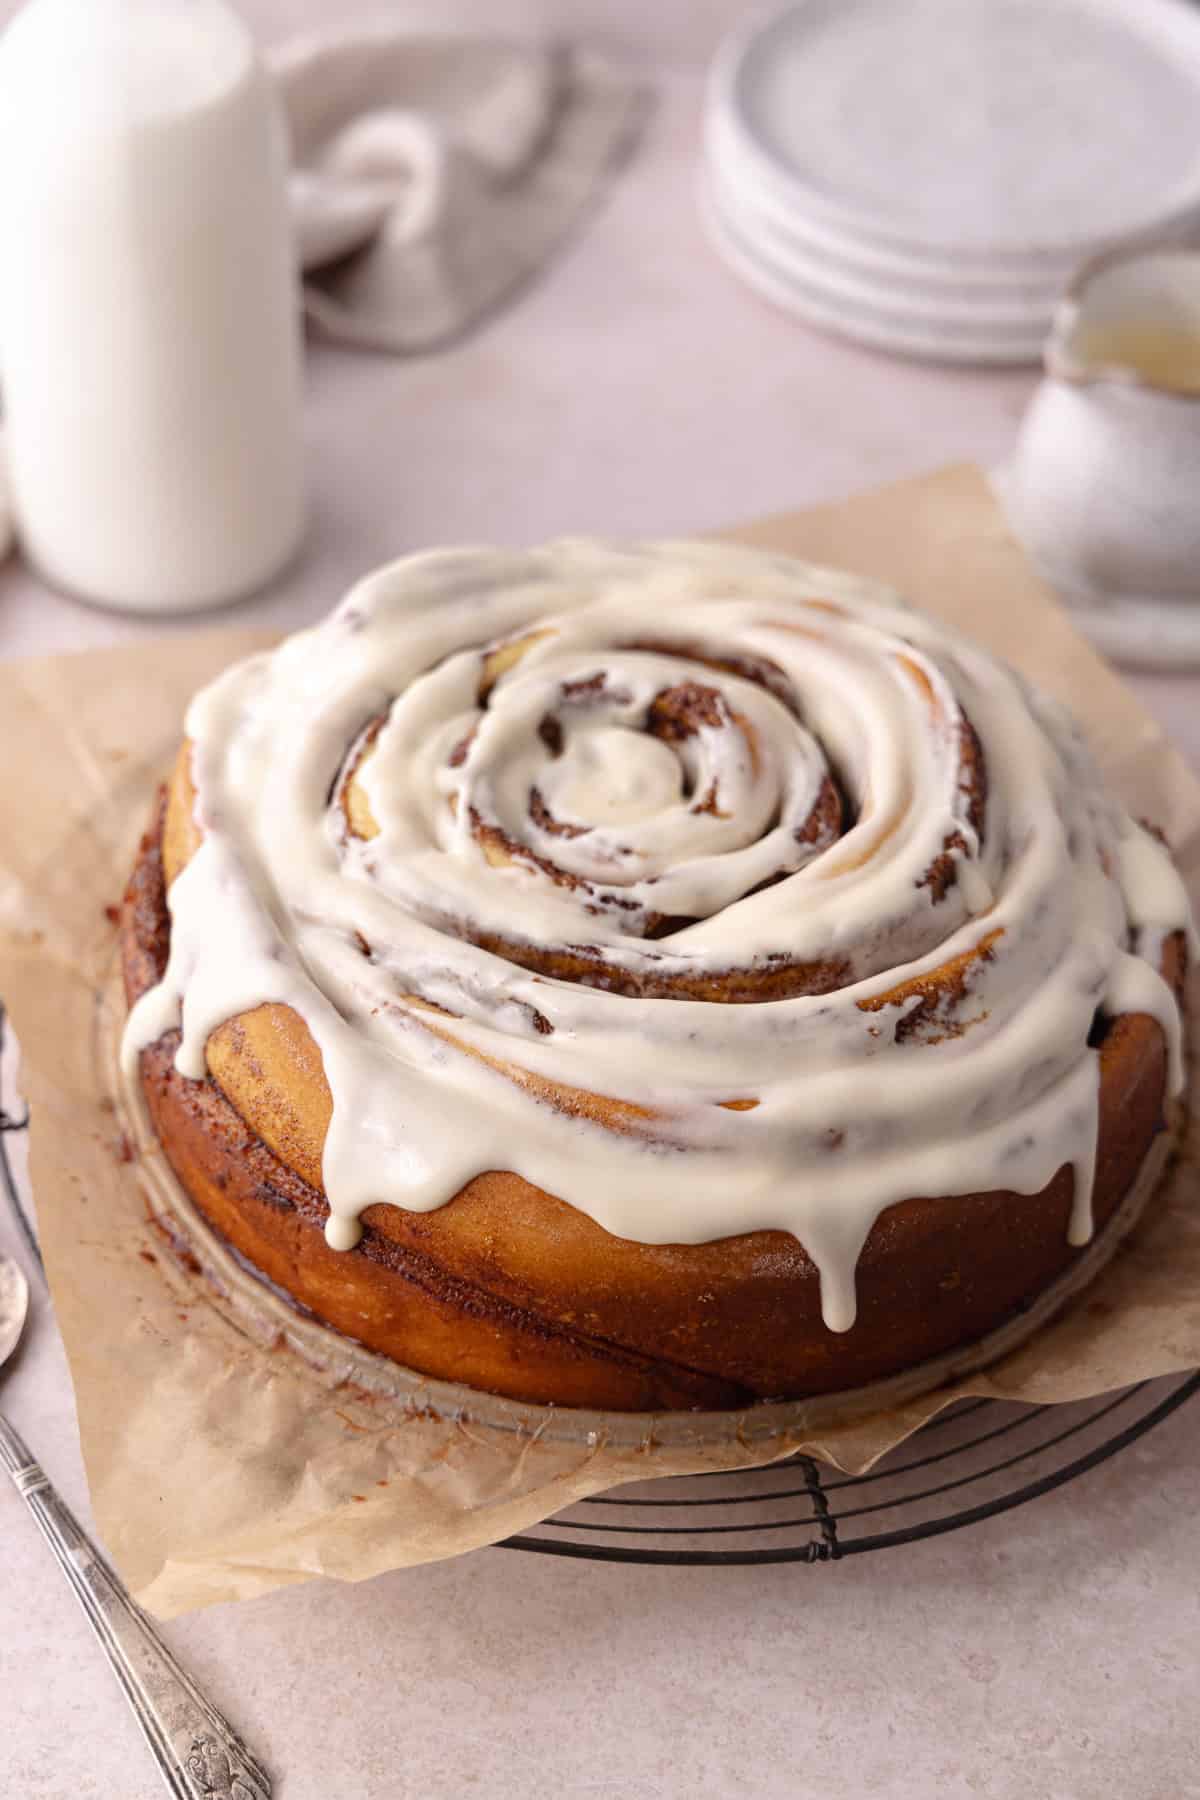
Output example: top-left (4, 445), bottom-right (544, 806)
top-left (122, 779), bottom-right (1182, 1411)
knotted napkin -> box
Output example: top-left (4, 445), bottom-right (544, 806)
top-left (273, 31), bottom-right (646, 354)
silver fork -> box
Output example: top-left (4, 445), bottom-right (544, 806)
top-left (0, 1247), bottom-right (271, 1798)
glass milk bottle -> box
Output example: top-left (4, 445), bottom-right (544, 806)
top-left (0, 0), bottom-right (305, 613)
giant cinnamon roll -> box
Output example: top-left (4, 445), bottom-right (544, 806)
top-left (120, 541), bottom-right (1194, 1410)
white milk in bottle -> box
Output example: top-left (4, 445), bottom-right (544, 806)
top-left (0, 0), bottom-right (305, 612)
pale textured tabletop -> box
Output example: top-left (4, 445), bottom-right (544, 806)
top-left (2, 4), bottom-right (1199, 1798)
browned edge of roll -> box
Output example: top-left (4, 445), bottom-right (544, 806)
top-left (119, 792), bottom-right (1186, 1412)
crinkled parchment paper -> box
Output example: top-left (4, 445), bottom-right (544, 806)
top-left (2, 466), bottom-right (1198, 1617)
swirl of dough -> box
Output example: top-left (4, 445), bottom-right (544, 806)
top-left (123, 540), bottom-right (1194, 1332)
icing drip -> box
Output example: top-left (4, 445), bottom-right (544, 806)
top-left (121, 540), bottom-right (1195, 1331)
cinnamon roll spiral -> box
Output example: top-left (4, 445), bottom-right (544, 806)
top-left (121, 541), bottom-right (1193, 1408)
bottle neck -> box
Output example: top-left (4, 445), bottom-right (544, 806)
top-left (0, 0), bottom-right (254, 124)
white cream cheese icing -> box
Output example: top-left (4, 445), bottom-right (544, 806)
top-left (122, 540), bottom-right (1196, 1332)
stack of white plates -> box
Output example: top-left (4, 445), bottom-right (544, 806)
top-left (702, 0), bottom-right (1200, 365)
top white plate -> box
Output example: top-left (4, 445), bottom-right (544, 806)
top-left (713, 0), bottom-right (1200, 265)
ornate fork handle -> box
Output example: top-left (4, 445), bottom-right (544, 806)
top-left (0, 1410), bottom-right (271, 1799)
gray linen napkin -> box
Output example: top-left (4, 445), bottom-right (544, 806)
top-left (272, 32), bottom-right (647, 355)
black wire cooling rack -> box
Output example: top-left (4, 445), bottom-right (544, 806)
top-left (2, 998), bottom-right (1196, 1567)
top-left (498, 1373), bottom-right (1200, 1564)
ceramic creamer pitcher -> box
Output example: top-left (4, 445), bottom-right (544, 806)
top-left (1006, 247), bottom-right (1200, 658)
